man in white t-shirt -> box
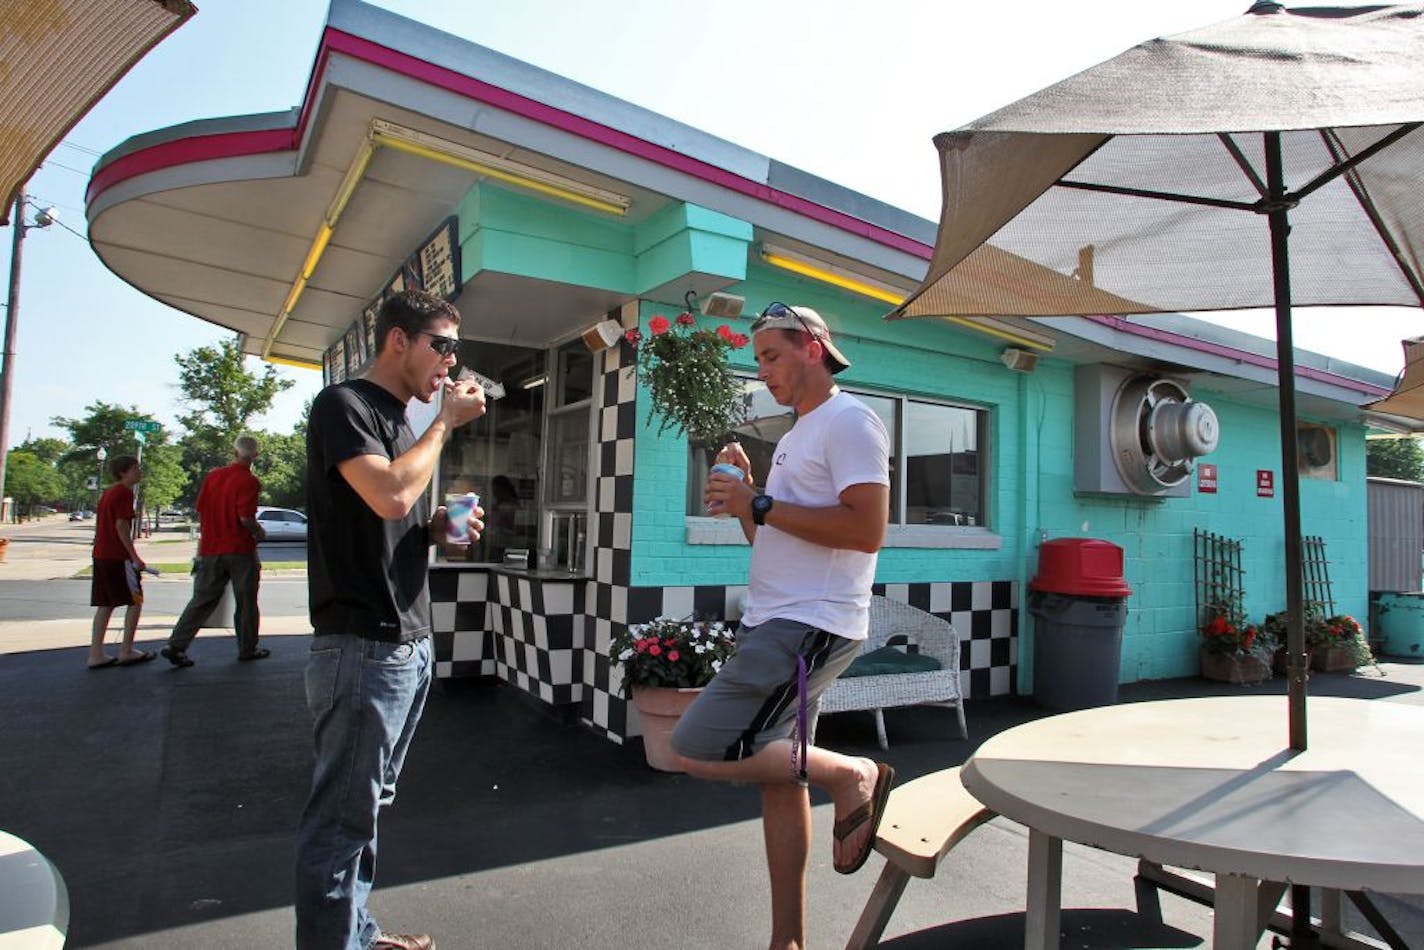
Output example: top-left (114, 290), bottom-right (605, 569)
top-left (672, 302), bottom-right (892, 950)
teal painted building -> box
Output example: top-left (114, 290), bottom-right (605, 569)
top-left (85, 0), bottom-right (1396, 742)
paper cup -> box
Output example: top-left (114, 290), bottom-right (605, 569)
top-left (444, 492), bottom-right (480, 544)
top-left (706, 463), bottom-right (745, 516)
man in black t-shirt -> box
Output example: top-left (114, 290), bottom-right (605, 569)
top-left (294, 289), bottom-right (485, 950)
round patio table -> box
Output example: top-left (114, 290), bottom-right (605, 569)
top-left (961, 696), bottom-right (1424, 948)
top-left (0, 828), bottom-right (68, 949)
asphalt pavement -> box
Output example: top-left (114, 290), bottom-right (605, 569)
top-left (2, 514), bottom-right (1423, 948)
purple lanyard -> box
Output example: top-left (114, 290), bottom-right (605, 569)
top-left (791, 652), bottom-right (809, 784)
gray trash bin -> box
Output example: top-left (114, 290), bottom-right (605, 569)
top-left (1029, 538), bottom-right (1132, 711)
top-left (1029, 592), bottom-right (1128, 710)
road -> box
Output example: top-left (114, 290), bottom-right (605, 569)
top-left (0, 514), bottom-right (313, 650)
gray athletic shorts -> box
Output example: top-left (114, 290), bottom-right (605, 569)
top-left (671, 617), bottom-right (861, 763)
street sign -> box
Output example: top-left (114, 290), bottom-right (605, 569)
top-left (123, 420), bottom-right (161, 432)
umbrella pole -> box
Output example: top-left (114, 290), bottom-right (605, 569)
top-left (1264, 131), bottom-right (1309, 754)
top-left (1267, 131), bottom-right (1322, 949)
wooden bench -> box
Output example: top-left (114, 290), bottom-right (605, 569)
top-left (845, 767), bottom-right (995, 950)
top-left (0, 829), bottom-right (69, 949)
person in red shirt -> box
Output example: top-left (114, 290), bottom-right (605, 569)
top-left (88, 455), bottom-right (151, 669)
top-left (162, 435), bottom-right (269, 667)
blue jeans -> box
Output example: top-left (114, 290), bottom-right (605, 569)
top-left (293, 634), bottom-right (433, 950)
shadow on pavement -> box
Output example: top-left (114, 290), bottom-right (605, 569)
top-left (3, 631), bottom-right (1422, 948)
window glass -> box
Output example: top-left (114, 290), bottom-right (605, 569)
top-left (684, 379), bottom-right (986, 529)
top-left (904, 400), bottom-right (982, 526)
top-left (437, 340), bottom-right (543, 563)
top-left (546, 410), bottom-right (590, 505)
top-left (556, 345), bottom-right (594, 407)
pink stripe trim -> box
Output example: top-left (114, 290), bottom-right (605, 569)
top-left (1083, 315), bottom-right (1390, 397)
top-left (86, 127), bottom-right (294, 208)
top-left (88, 25), bottom-right (933, 259)
top-left (316, 30), bottom-right (934, 258)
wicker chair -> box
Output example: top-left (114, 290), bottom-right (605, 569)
top-left (819, 595), bottom-right (968, 750)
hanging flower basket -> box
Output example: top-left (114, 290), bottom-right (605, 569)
top-left (624, 312), bottom-right (749, 446)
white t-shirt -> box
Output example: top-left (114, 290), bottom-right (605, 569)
top-left (742, 390), bottom-right (890, 639)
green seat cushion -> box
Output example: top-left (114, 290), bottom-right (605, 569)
top-left (840, 645), bottom-right (942, 678)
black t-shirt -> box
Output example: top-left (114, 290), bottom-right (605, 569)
top-left (306, 379), bottom-right (431, 642)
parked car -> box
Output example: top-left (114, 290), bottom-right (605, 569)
top-left (255, 506), bottom-right (307, 541)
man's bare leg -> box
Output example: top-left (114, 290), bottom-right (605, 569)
top-left (117, 604), bottom-right (144, 660)
top-left (679, 740), bottom-right (881, 935)
top-left (762, 781), bottom-right (812, 950)
top-left (88, 607), bottom-right (115, 667)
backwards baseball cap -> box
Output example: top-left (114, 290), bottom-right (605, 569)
top-left (749, 302), bottom-right (851, 374)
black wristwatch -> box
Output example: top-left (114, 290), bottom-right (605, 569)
top-left (751, 494), bottom-right (774, 526)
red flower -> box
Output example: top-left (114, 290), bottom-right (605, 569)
top-left (648, 643), bottom-right (662, 656)
top-left (731, 333), bottom-right (749, 349)
top-left (624, 328), bottom-right (642, 345)
top-left (667, 651), bottom-right (680, 662)
top-left (1206, 615), bottom-right (1230, 636)
top-left (1243, 629), bottom-right (1256, 649)
top-left (676, 312), bottom-right (696, 326)
top-left (716, 324), bottom-right (734, 342)
top-left (649, 314), bottom-right (671, 336)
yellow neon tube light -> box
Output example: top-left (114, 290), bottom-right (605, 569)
top-left (373, 132), bottom-right (629, 216)
top-left (761, 249), bottom-right (905, 305)
top-left (301, 224), bottom-right (334, 281)
top-left (267, 354), bottom-right (322, 371)
top-left (941, 316), bottom-right (1055, 353)
top-left (760, 244), bottom-right (1054, 352)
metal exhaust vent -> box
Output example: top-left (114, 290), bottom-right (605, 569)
top-left (1075, 365), bottom-right (1220, 497)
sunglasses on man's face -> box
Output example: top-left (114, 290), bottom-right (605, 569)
top-left (413, 329), bottom-right (460, 357)
top-left (750, 301), bottom-right (819, 340)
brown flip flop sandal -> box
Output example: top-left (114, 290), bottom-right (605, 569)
top-left (832, 761), bottom-right (895, 874)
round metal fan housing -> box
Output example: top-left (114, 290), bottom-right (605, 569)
top-left (1109, 375), bottom-right (1220, 494)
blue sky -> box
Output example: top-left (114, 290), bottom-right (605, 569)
top-left (5, 0), bottom-right (1418, 444)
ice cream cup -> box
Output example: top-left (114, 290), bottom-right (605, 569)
top-left (444, 492), bottom-right (480, 544)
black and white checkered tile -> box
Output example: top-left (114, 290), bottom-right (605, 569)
top-left (431, 319), bottom-right (1020, 743)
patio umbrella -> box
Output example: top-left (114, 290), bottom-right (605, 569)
top-left (0, 0), bottom-right (196, 224)
top-left (888, 1), bottom-right (1424, 753)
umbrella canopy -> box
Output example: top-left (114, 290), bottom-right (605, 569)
top-left (0, 0), bottom-right (196, 224)
top-left (889, 2), bottom-right (1424, 753)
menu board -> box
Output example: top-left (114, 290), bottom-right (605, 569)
top-left (344, 323), bottom-right (363, 377)
top-left (331, 337), bottom-right (347, 384)
top-left (362, 303), bottom-right (379, 357)
top-left (323, 216), bottom-right (461, 385)
top-left (419, 224), bottom-right (457, 300)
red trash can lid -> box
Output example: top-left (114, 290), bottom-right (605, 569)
top-left (1030, 538), bottom-right (1132, 597)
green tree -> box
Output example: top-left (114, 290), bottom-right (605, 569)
top-left (256, 425), bottom-right (308, 509)
top-left (52, 402), bottom-right (161, 467)
top-left (52, 403), bottom-right (177, 518)
top-left (16, 436), bottom-right (67, 464)
top-left (173, 337), bottom-right (293, 499)
top-left (2, 450), bottom-right (63, 518)
top-left (1366, 436), bottom-right (1424, 481)
top-left (136, 443), bottom-right (188, 532)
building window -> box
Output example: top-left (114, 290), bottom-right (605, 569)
top-left (686, 378), bottom-right (988, 528)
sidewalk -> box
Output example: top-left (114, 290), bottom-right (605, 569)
top-left (3, 515), bottom-right (1423, 948)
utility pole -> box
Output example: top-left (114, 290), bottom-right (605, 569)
top-left (1, 188), bottom-right (54, 519)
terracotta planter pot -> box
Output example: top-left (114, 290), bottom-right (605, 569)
top-left (1200, 647), bottom-right (1270, 685)
top-left (1311, 645), bottom-right (1357, 673)
top-left (629, 686), bottom-right (703, 773)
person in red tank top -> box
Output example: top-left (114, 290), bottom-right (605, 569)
top-left (88, 455), bottom-right (151, 669)
top-left (162, 435), bottom-right (268, 666)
